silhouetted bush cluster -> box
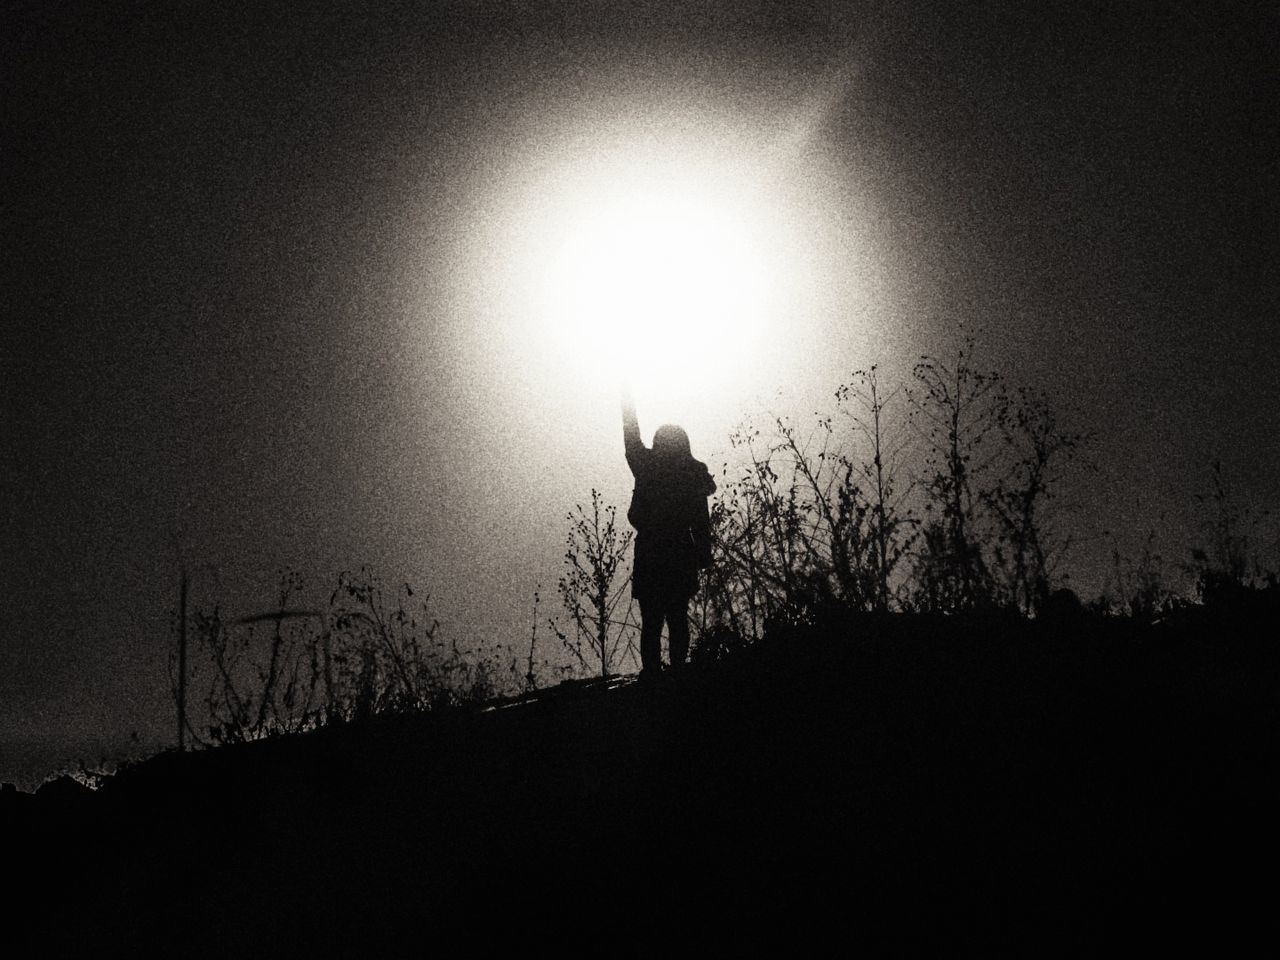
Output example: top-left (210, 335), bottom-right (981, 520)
top-left (171, 568), bottom-right (517, 746)
top-left (684, 341), bottom-right (1090, 647)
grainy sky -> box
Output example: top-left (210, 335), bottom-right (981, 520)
top-left (4, 1), bottom-right (1276, 772)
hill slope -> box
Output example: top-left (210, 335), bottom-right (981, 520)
top-left (10, 612), bottom-right (1279, 954)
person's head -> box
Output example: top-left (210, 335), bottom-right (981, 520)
top-left (652, 424), bottom-right (692, 460)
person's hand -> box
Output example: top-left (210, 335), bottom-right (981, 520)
top-left (621, 380), bottom-right (634, 408)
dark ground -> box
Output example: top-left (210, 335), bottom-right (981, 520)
top-left (8, 607), bottom-right (1279, 955)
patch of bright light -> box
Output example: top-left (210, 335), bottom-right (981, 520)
top-left (519, 157), bottom-right (785, 406)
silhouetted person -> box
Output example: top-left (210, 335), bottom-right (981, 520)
top-left (622, 385), bottom-right (716, 676)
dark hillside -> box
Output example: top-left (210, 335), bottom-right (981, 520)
top-left (9, 609), bottom-right (1279, 954)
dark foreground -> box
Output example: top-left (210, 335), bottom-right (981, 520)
top-left (9, 610), bottom-right (1279, 955)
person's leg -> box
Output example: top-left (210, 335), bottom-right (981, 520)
top-left (666, 595), bottom-right (690, 669)
top-left (637, 596), bottom-right (663, 674)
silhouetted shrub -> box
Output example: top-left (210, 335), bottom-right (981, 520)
top-left (553, 489), bottom-right (638, 677)
top-left (689, 621), bottom-right (751, 664)
top-left (1189, 460), bottom-right (1276, 608)
top-left (983, 385), bottom-right (1090, 615)
top-left (1104, 530), bottom-right (1178, 623)
top-left (905, 339), bottom-right (1005, 611)
top-left (685, 339), bottom-right (1088, 641)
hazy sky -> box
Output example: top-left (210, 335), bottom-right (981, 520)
top-left (4, 1), bottom-right (1276, 770)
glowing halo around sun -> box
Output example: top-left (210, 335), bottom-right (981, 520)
top-left (516, 157), bottom-right (789, 406)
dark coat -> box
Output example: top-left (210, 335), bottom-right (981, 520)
top-left (624, 426), bottom-right (716, 603)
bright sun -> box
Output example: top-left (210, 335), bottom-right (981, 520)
top-left (522, 161), bottom-right (784, 404)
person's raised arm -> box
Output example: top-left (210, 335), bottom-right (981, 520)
top-left (622, 382), bottom-right (645, 475)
